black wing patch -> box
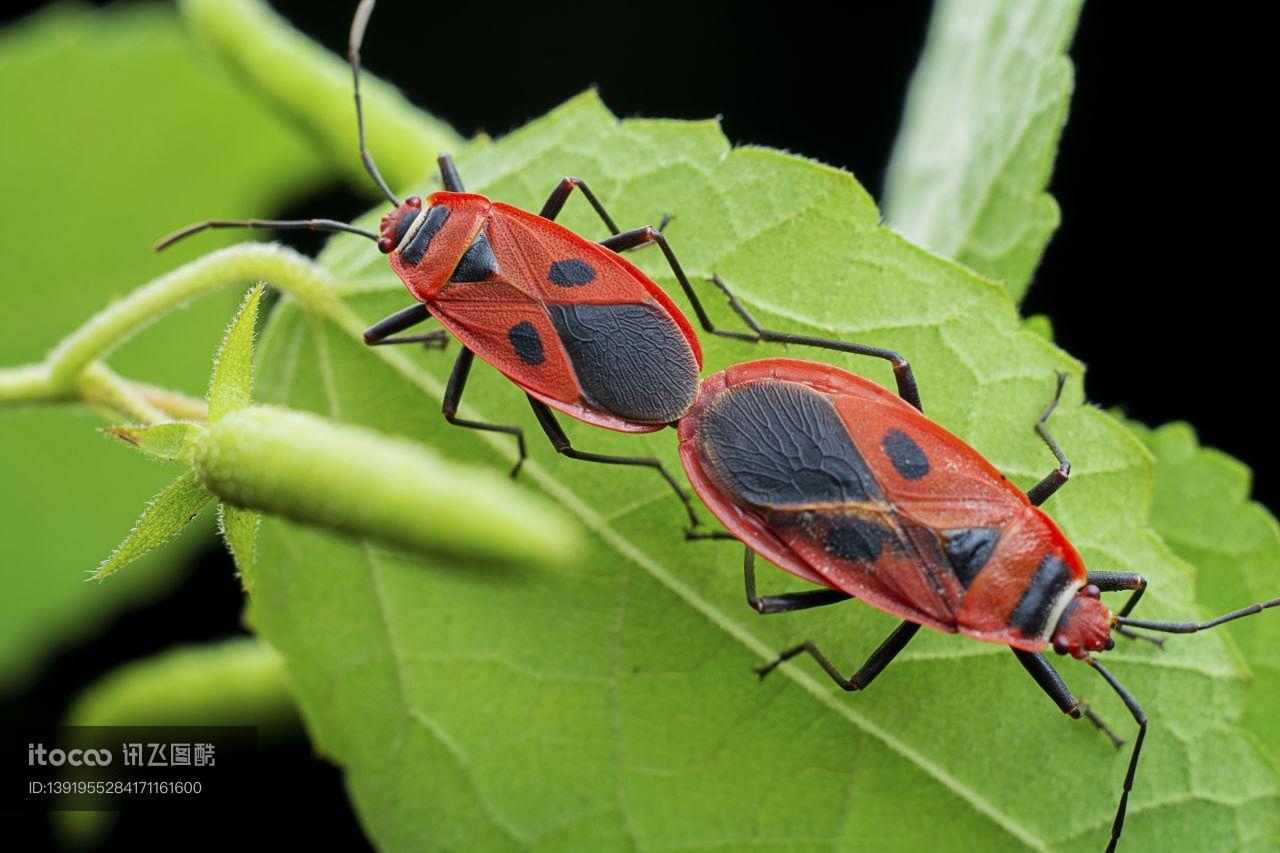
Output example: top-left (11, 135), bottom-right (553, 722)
top-left (450, 230), bottom-right (499, 282)
top-left (824, 515), bottom-right (888, 562)
top-left (941, 527), bottom-right (1001, 588)
top-left (548, 303), bottom-right (698, 423)
top-left (698, 380), bottom-right (884, 510)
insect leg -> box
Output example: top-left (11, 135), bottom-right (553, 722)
top-left (442, 349), bottom-right (527, 477)
top-left (755, 621), bottom-right (921, 691)
top-left (743, 548), bottom-right (852, 614)
top-left (1085, 658), bottom-right (1148, 853)
top-left (437, 153), bottom-right (465, 192)
top-left (1088, 571), bottom-right (1149, 617)
top-left (1085, 571), bottom-right (1164, 646)
top-left (1013, 650), bottom-right (1124, 747)
top-left (615, 244), bottom-right (923, 412)
top-left (527, 397), bottom-right (700, 528)
top-left (1025, 372), bottom-right (1072, 506)
top-left (363, 303), bottom-right (449, 350)
top-left (538, 178), bottom-right (621, 235)
top-left (599, 226), bottom-right (742, 343)
top-left (685, 530), bottom-right (739, 542)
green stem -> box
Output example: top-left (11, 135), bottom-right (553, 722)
top-left (1, 244), bottom-right (340, 423)
top-left (131, 381), bottom-right (209, 422)
top-left (47, 244), bottom-right (340, 392)
top-left (78, 364), bottom-right (169, 424)
top-left (0, 363), bottom-right (58, 404)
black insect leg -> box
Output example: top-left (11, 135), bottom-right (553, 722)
top-left (1085, 658), bottom-right (1148, 853)
top-left (685, 530), bottom-right (739, 542)
top-left (1013, 649), bottom-right (1124, 748)
top-left (538, 178), bottom-right (621, 236)
top-left (441, 348), bottom-right (527, 477)
top-left (1087, 571), bottom-right (1163, 647)
top-left (705, 274), bottom-right (924, 410)
top-left (600, 242), bottom-right (924, 412)
top-left (362, 303), bottom-right (449, 350)
top-left (437, 153), bottom-right (465, 192)
top-left (1025, 372), bottom-right (1072, 506)
top-left (527, 396), bottom-right (700, 528)
top-left (1088, 571), bottom-right (1149, 618)
top-left (742, 548), bottom-right (852, 614)
top-left (756, 621), bottom-right (921, 691)
top-left (599, 229), bottom-right (747, 337)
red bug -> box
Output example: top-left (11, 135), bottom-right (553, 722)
top-left (157, 0), bottom-right (895, 528)
top-left (678, 357), bottom-right (1279, 852)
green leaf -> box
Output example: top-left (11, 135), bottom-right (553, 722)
top-left (178, 0), bottom-right (465, 194)
top-left (1023, 313), bottom-right (1055, 343)
top-left (883, 0), bottom-right (1081, 301)
top-left (220, 503), bottom-right (262, 591)
top-left (95, 471), bottom-right (215, 581)
top-left (208, 285), bottom-right (263, 422)
top-left (0, 4), bottom-right (326, 689)
top-left (1129, 421), bottom-right (1280, 762)
top-left (106, 421), bottom-right (204, 463)
top-left (250, 94), bottom-right (1278, 850)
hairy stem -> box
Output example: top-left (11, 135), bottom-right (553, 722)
top-left (131, 381), bottom-right (210, 422)
top-left (47, 244), bottom-right (340, 391)
top-left (0, 243), bottom-right (342, 419)
top-left (78, 364), bottom-right (170, 424)
top-left (0, 363), bottom-right (58, 404)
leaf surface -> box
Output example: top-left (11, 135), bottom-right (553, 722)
top-left (249, 94), bottom-right (1279, 851)
top-left (883, 0), bottom-right (1081, 301)
top-left (1130, 421), bottom-right (1280, 764)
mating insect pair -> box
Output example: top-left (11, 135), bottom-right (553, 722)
top-left (158, 2), bottom-right (1280, 850)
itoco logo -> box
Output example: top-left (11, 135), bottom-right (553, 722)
top-left (28, 743), bottom-right (112, 766)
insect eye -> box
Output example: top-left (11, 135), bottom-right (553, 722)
top-left (1052, 637), bottom-right (1070, 656)
top-left (406, 195), bottom-right (422, 208)
top-left (1084, 584), bottom-right (1101, 599)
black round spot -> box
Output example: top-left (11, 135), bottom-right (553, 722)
top-left (882, 428), bottom-right (929, 480)
top-left (508, 321), bottom-right (545, 366)
top-left (548, 259), bottom-right (597, 287)
top-left (824, 516), bottom-right (884, 562)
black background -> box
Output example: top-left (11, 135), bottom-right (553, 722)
top-left (3, 1), bottom-right (1274, 849)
